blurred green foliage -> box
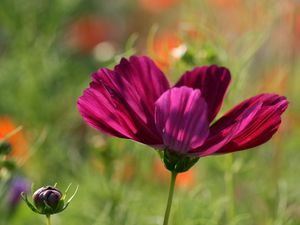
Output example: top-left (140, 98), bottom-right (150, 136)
top-left (0, 0), bottom-right (299, 225)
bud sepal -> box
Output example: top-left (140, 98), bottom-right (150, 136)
top-left (159, 149), bottom-right (199, 173)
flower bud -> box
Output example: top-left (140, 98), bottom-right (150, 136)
top-left (33, 186), bottom-right (62, 213)
top-left (21, 184), bottom-right (78, 215)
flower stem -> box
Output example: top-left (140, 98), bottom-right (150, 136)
top-left (163, 171), bottom-right (177, 225)
top-left (46, 215), bottom-right (51, 225)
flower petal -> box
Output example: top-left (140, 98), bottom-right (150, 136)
top-left (155, 87), bottom-right (209, 154)
top-left (175, 65), bottom-right (231, 122)
top-left (78, 81), bottom-right (137, 138)
top-left (190, 102), bottom-right (262, 157)
top-left (211, 94), bottom-right (288, 154)
top-left (78, 56), bottom-right (170, 145)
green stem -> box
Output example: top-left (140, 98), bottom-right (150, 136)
top-left (46, 215), bottom-right (51, 225)
top-left (163, 171), bottom-right (177, 225)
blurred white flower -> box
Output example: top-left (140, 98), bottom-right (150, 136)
top-left (93, 41), bottom-right (116, 62)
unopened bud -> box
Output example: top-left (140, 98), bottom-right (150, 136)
top-left (22, 184), bottom-right (78, 215)
top-left (33, 186), bottom-right (62, 213)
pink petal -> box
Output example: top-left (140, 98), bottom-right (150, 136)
top-left (154, 87), bottom-right (209, 154)
top-left (190, 102), bottom-right (262, 157)
top-left (213, 94), bottom-right (288, 154)
top-left (78, 56), bottom-right (170, 145)
top-left (175, 65), bottom-right (231, 123)
top-left (78, 81), bottom-right (136, 138)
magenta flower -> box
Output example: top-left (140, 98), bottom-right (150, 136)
top-left (78, 55), bottom-right (288, 225)
top-left (78, 56), bottom-right (288, 163)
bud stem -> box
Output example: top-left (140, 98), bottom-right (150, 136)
top-left (163, 171), bottom-right (177, 225)
top-left (46, 215), bottom-right (51, 225)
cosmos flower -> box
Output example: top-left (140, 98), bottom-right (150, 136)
top-left (78, 56), bottom-right (288, 170)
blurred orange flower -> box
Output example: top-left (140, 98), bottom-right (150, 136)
top-left (209, 0), bottom-right (240, 9)
top-left (0, 117), bottom-right (28, 159)
top-left (66, 16), bottom-right (113, 53)
top-left (138, 0), bottom-right (180, 13)
top-left (176, 168), bottom-right (196, 188)
top-left (152, 32), bottom-right (183, 71)
top-left (153, 159), bottom-right (196, 189)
